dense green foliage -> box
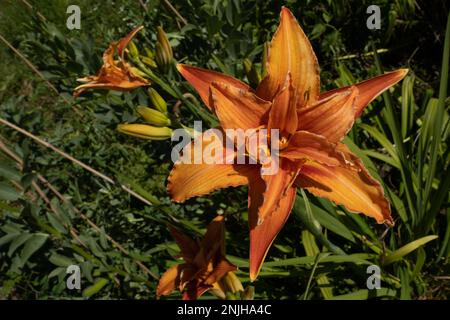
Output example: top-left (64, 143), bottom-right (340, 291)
top-left (0, 0), bottom-right (449, 299)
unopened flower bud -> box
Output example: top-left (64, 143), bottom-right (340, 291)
top-left (117, 124), bottom-right (172, 140)
top-left (137, 106), bottom-right (171, 127)
top-left (148, 88), bottom-right (167, 113)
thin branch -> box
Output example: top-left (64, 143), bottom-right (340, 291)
top-left (0, 117), bottom-right (154, 207)
top-left (162, 0), bottom-right (188, 26)
top-left (20, 0), bottom-right (47, 21)
top-left (0, 33), bottom-right (60, 97)
top-left (0, 31), bottom-right (83, 116)
top-left (138, 0), bottom-right (148, 12)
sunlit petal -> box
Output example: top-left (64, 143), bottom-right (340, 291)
top-left (256, 7), bottom-right (319, 106)
top-left (210, 82), bottom-right (271, 130)
top-left (296, 143), bottom-right (393, 225)
top-left (282, 131), bottom-right (353, 167)
top-left (117, 25), bottom-right (144, 59)
top-left (267, 74), bottom-right (298, 135)
top-left (297, 86), bottom-right (358, 143)
top-left (157, 264), bottom-right (182, 297)
top-left (320, 69), bottom-right (409, 118)
top-left (248, 172), bottom-right (297, 281)
top-left (177, 64), bottom-right (252, 110)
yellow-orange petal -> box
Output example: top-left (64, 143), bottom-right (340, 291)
top-left (117, 26), bottom-right (144, 60)
top-left (267, 74), bottom-right (298, 136)
top-left (258, 158), bottom-right (298, 224)
top-left (156, 264), bottom-right (182, 297)
top-left (256, 7), bottom-right (319, 106)
top-left (248, 176), bottom-right (297, 281)
top-left (73, 79), bottom-right (149, 97)
top-left (210, 82), bottom-right (271, 130)
top-left (177, 64), bottom-right (252, 110)
top-left (281, 131), bottom-right (352, 167)
top-left (320, 69), bottom-right (409, 118)
top-left (102, 43), bottom-right (116, 67)
top-left (296, 144), bottom-right (393, 225)
top-left (168, 161), bottom-right (259, 203)
top-left (297, 86), bottom-right (358, 143)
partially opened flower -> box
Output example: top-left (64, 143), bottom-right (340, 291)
top-left (157, 215), bottom-right (239, 300)
top-left (168, 7), bottom-right (407, 281)
top-left (73, 26), bottom-right (150, 97)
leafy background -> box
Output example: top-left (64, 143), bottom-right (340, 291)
top-left (0, 0), bottom-right (449, 299)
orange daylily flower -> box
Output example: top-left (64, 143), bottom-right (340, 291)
top-left (168, 7), bottom-right (407, 281)
top-left (157, 215), bottom-right (238, 300)
top-left (73, 26), bottom-right (149, 97)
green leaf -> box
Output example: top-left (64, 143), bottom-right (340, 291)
top-left (49, 253), bottom-right (74, 267)
top-left (0, 163), bottom-right (21, 181)
top-left (82, 278), bottom-right (109, 298)
top-left (20, 233), bottom-right (49, 266)
top-left (0, 182), bottom-right (20, 201)
top-left (46, 212), bottom-right (67, 234)
top-left (383, 235), bottom-right (438, 265)
top-left (8, 232), bottom-right (32, 256)
top-left (359, 124), bottom-right (399, 164)
top-left (330, 288), bottom-right (397, 300)
top-left (263, 253), bottom-right (374, 268)
top-left (0, 232), bottom-right (20, 247)
top-left (294, 191), bottom-right (345, 255)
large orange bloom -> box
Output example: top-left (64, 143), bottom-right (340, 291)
top-left (73, 26), bottom-right (149, 97)
top-left (168, 7), bottom-right (407, 281)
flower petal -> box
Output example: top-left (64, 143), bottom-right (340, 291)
top-left (177, 64), bottom-right (252, 110)
top-left (281, 131), bottom-right (352, 167)
top-left (117, 26), bottom-right (144, 60)
top-left (248, 179), bottom-right (297, 281)
top-left (73, 44), bottom-right (149, 97)
top-left (168, 226), bottom-right (199, 263)
top-left (204, 259), bottom-right (237, 286)
top-left (156, 264), bottom-right (182, 297)
top-left (168, 129), bottom-right (261, 202)
top-left (182, 281), bottom-right (211, 300)
top-left (256, 7), bottom-right (319, 106)
top-left (295, 144), bottom-right (393, 225)
top-left (248, 159), bottom-right (298, 281)
top-left (258, 159), bottom-right (298, 224)
top-left (201, 215), bottom-right (226, 257)
top-left (168, 163), bottom-right (257, 203)
top-left (210, 82), bottom-right (271, 130)
top-left (297, 86), bottom-right (358, 143)
top-left (267, 74), bottom-right (298, 136)
top-left (320, 69), bottom-right (408, 118)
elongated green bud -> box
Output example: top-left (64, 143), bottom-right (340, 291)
top-left (127, 40), bottom-right (139, 59)
top-left (137, 106), bottom-right (171, 126)
top-left (141, 56), bottom-right (157, 68)
top-left (221, 272), bottom-right (244, 294)
top-left (130, 67), bottom-right (148, 80)
top-left (156, 26), bottom-right (173, 59)
top-left (148, 88), bottom-right (167, 113)
top-left (117, 124), bottom-right (172, 140)
top-left (155, 26), bottom-right (173, 73)
top-left (144, 47), bottom-right (155, 59)
top-left (155, 43), bottom-right (169, 73)
top-left (243, 59), bottom-right (261, 88)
